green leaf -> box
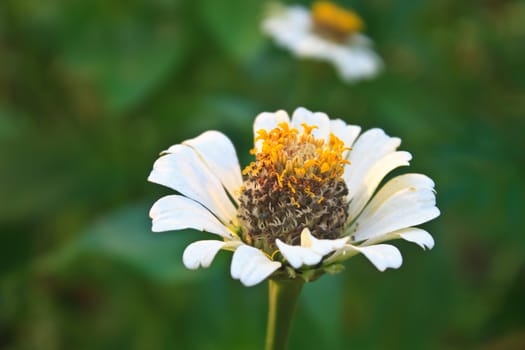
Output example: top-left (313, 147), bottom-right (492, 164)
top-left (56, 1), bottom-right (187, 115)
top-left (0, 105), bottom-right (29, 141)
top-left (197, 0), bottom-right (266, 61)
top-left (45, 203), bottom-right (204, 284)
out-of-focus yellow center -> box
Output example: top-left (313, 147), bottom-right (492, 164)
top-left (311, 1), bottom-right (364, 41)
top-left (243, 122), bottom-right (349, 207)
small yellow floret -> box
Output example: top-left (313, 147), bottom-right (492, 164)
top-left (244, 121), bottom-right (350, 204)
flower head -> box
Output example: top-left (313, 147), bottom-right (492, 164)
top-left (148, 107), bottom-right (439, 286)
top-left (262, 2), bottom-right (382, 82)
top-left (239, 122), bottom-right (350, 252)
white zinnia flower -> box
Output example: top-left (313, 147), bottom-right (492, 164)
top-left (262, 1), bottom-right (382, 82)
top-left (148, 107), bottom-right (439, 287)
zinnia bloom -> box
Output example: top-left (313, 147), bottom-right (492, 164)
top-left (262, 1), bottom-right (382, 82)
top-left (148, 107), bottom-right (439, 286)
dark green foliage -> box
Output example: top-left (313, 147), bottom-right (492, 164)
top-left (1, 0), bottom-right (524, 349)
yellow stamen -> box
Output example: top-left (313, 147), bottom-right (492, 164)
top-left (244, 121), bottom-right (349, 207)
top-left (295, 167), bottom-right (306, 178)
top-left (305, 187), bottom-right (316, 198)
top-left (287, 180), bottom-right (296, 193)
top-left (301, 122), bottom-right (318, 135)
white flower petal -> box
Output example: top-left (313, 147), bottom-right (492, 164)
top-left (351, 244), bottom-right (402, 271)
top-left (329, 119), bottom-right (361, 157)
top-left (346, 150), bottom-right (412, 220)
top-left (291, 107), bottom-right (331, 141)
top-left (331, 44), bottom-right (383, 82)
top-left (362, 173), bottom-right (435, 213)
top-left (294, 32), bottom-right (336, 59)
top-left (253, 110), bottom-right (290, 152)
top-left (344, 128), bottom-right (403, 219)
top-left (276, 229), bottom-right (348, 269)
top-left (149, 195), bottom-right (233, 237)
top-left (262, 5), bottom-right (311, 51)
top-left (231, 245), bottom-right (281, 287)
top-left (276, 239), bottom-right (321, 269)
top-left (300, 228), bottom-right (349, 255)
top-left (350, 174), bottom-right (440, 241)
top-left (398, 228), bottom-right (435, 250)
top-left (349, 33), bottom-right (374, 47)
top-left (177, 131), bottom-right (243, 204)
top-left (183, 240), bottom-right (226, 269)
top-left (362, 227), bottom-right (436, 249)
top-left (148, 145), bottom-right (237, 225)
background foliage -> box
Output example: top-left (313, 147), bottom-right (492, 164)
top-left (1, 0), bottom-right (524, 349)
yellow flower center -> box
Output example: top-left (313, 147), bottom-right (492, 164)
top-left (238, 122), bottom-right (350, 254)
top-left (245, 122), bottom-right (349, 204)
top-left (311, 1), bottom-right (364, 42)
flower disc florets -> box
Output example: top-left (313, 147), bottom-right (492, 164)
top-left (311, 1), bottom-right (364, 42)
top-left (238, 122), bottom-right (350, 254)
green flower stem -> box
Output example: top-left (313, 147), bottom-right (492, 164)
top-left (265, 278), bottom-right (304, 350)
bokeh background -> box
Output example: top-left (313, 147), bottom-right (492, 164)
top-left (1, 0), bottom-right (524, 349)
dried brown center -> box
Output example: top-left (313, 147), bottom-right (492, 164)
top-left (237, 122), bottom-right (350, 255)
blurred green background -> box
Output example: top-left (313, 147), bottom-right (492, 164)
top-left (1, 0), bottom-right (524, 349)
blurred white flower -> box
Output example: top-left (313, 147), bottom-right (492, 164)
top-left (262, 1), bottom-right (382, 82)
top-left (148, 107), bottom-right (439, 286)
